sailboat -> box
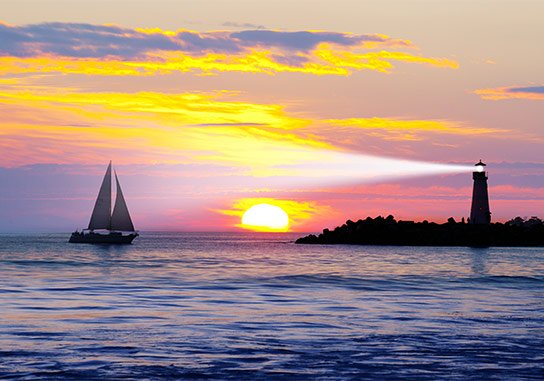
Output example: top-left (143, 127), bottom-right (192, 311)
top-left (69, 161), bottom-right (139, 244)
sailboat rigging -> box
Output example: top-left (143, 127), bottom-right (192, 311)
top-left (69, 161), bottom-right (138, 244)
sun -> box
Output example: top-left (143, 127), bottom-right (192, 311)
top-left (241, 203), bottom-right (289, 231)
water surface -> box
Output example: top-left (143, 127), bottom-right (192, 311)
top-left (0, 232), bottom-right (543, 379)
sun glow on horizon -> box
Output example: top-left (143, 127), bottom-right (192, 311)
top-left (241, 203), bottom-right (289, 231)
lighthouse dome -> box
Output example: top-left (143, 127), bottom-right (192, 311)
top-left (475, 160), bottom-right (486, 172)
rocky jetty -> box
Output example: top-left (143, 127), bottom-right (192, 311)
top-left (295, 215), bottom-right (544, 247)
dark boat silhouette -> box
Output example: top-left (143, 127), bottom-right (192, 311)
top-left (69, 162), bottom-right (138, 244)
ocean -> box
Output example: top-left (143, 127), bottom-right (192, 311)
top-left (0, 232), bottom-right (542, 380)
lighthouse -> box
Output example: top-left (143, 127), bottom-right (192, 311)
top-left (469, 160), bottom-right (491, 224)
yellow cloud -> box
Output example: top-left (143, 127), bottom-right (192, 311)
top-left (0, 90), bottom-right (308, 129)
top-left (0, 89), bottom-right (334, 168)
top-left (328, 117), bottom-right (501, 136)
top-left (0, 54), bottom-right (372, 77)
top-left (134, 27), bottom-right (178, 37)
top-left (314, 46), bottom-right (459, 73)
top-left (0, 49), bottom-right (458, 78)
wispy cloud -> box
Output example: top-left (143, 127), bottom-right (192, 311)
top-left (222, 22), bottom-right (267, 30)
top-left (327, 117), bottom-right (503, 141)
top-left (0, 22), bottom-right (458, 76)
top-left (474, 85), bottom-right (544, 100)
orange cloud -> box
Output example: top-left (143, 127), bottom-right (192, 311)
top-left (474, 85), bottom-right (544, 100)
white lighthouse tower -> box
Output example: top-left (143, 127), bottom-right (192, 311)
top-left (469, 160), bottom-right (491, 224)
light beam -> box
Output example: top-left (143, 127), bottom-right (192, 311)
top-left (268, 149), bottom-right (476, 188)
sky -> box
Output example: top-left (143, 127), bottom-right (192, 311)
top-left (1, 0), bottom-right (544, 232)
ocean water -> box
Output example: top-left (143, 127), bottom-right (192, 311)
top-left (0, 232), bottom-right (543, 380)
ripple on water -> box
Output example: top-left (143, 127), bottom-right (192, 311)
top-left (0, 233), bottom-right (542, 379)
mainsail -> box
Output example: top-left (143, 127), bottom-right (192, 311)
top-left (88, 162), bottom-right (112, 230)
top-left (110, 172), bottom-right (135, 231)
top-left (87, 162), bottom-right (135, 232)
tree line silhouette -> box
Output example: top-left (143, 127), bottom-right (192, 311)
top-left (296, 215), bottom-right (544, 247)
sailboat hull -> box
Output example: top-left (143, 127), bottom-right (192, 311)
top-left (69, 231), bottom-right (138, 244)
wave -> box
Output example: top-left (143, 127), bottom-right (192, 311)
top-left (232, 274), bottom-right (544, 292)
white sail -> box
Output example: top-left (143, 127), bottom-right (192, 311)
top-left (110, 171), bottom-right (135, 232)
top-left (88, 162), bottom-right (112, 230)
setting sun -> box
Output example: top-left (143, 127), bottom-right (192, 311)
top-left (241, 204), bottom-right (289, 231)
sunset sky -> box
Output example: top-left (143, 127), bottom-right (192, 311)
top-left (1, 0), bottom-right (543, 232)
